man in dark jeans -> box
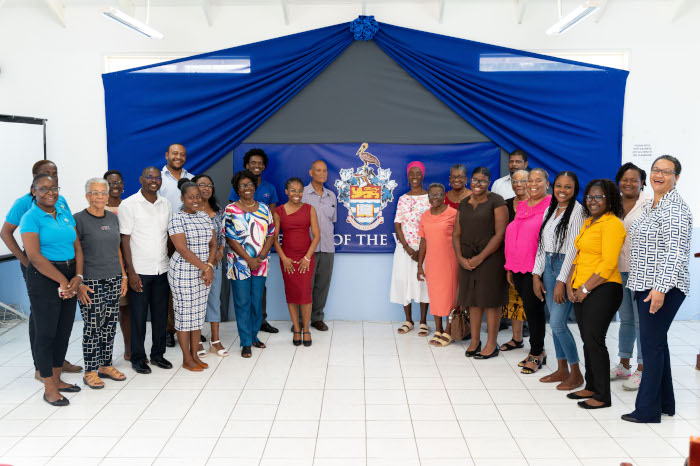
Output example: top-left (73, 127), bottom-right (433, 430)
top-left (118, 167), bottom-right (173, 374)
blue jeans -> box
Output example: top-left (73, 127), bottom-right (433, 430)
top-left (230, 276), bottom-right (265, 347)
top-left (542, 253), bottom-right (579, 364)
top-left (205, 264), bottom-right (223, 323)
top-left (631, 287), bottom-right (685, 422)
top-left (617, 272), bottom-right (642, 363)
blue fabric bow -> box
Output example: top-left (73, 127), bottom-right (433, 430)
top-left (350, 15), bottom-right (379, 41)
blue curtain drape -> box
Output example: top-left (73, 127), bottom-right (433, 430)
top-left (103, 18), bottom-right (628, 195)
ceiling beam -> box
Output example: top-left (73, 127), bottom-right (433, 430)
top-left (43, 0), bottom-right (66, 27)
top-left (671, 0), bottom-right (692, 22)
top-left (281, 0), bottom-right (289, 25)
top-left (515, 0), bottom-right (529, 25)
top-left (594, 0), bottom-right (609, 23)
top-left (202, 0), bottom-right (214, 26)
top-left (438, 0), bottom-right (446, 24)
top-left (118, 0), bottom-right (134, 17)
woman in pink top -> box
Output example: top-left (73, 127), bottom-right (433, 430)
top-left (504, 168), bottom-right (551, 374)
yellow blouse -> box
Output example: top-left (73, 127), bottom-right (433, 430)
top-left (571, 212), bottom-right (626, 289)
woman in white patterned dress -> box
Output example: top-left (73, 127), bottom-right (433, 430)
top-left (391, 161), bottom-right (431, 336)
top-left (167, 181), bottom-right (216, 372)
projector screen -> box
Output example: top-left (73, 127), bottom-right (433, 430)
top-left (0, 116), bottom-right (46, 260)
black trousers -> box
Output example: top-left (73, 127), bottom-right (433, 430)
top-left (129, 273), bottom-right (169, 363)
top-left (632, 287), bottom-right (685, 422)
top-left (573, 282), bottom-right (623, 404)
top-left (19, 261), bottom-right (37, 370)
top-left (513, 272), bottom-right (546, 356)
top-left (25, 261), bottom-right (77, 378)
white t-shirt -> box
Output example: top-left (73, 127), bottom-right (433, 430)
top-left (118, 191), bottom-right (172, 275)
top-left (491, 175), bottom-right (515, 199)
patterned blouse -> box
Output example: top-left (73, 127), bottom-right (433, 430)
top-left (223, 202), bottom-right (275, 280)
top-left (168, 211), bottom-right (214, 267)
top-left (211, 209), bottom-right (225, 247)
top-left (394, 193), bottom-right (430, 248)
top-left (627, 189), bottom-right (693, 295)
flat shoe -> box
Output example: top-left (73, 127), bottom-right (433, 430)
top-left (566, 392), bottom-right (594, 400)
top-left (43, 394), bottom-right (69, 407)
top-left (621, 414), bottom-right (643, 423)
top-left (577, 400), bottom-right (611, 409)
top-left (196, 361), bottom-right (209, 369)
top-left (58, 384), bottom-right (81, 393)
top-left (182, 364), bottom-right (203, 372)
top-left (62, 361), bottom-right (83, 373)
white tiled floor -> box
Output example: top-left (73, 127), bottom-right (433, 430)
top-left (0, 318), bottom-right (698, 465)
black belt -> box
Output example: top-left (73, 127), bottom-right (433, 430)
top-left (49, 259), bottom-right (76, 266)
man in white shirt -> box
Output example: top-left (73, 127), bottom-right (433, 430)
top-left (159, 143), bottom-right (193, 214)
top-left (119, 167), bottom-right (173, 374)
top-left (491, 149), bottom-right (529, 200)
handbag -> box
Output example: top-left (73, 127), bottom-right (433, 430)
top-left (446, 307), bottom-right (468, 341)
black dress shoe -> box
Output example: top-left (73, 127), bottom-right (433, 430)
top-left (132, 360), bottom-right (152, 374)
top-left (200, 334), bottom-right (207, 343)
top-left (566, 392), bottom-right (593, 400)
top-left (43, 394), bottom-right (69, 407)
top-left (165, 332), bottom-right (176, 348)
top-left (621, 413), bottom-right (643, 423)
top-left (577, 400), bottom-right (611, 409)
top-left (150, 357), bottom-right (173, 369)
top-left (311, 321), bottom-right (328, 331)
top-left (260, 321), bottom-right (279, 333)
top-left (58, 384), bottom-right (81, 393)
top-left (474, 346), bottom-right (500, 360)
top-left (465, 342), bottom-right (482, 358)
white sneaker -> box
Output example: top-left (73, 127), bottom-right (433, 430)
top-left (623, 370), bottom-right (642, 391)
top-left (610, 363), bottom-right (631, 380)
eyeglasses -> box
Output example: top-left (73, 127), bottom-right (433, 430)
top-left (107, 181), bottom-right (123, 187)
top-left (511, 180), bottom-right (527, 185)
top-left (585, 194), bottom-right (606, 203)
top-left (88, 191), bottom-right (108, 197)
top-left (449, 175), bottom-right (466, 181)
top-left (239, 182), bottom-right (255, 189)
top-left (35, 187), bottom-right (60, 194)
top-left (428, 193), bottom-right (444, 199)
top-left (197, 183), bottom-right (214, 189)
top-left (471, 178), bottom-right (490, 186)
top-left (144, 175), bottom-right (162, 182)
top-left (650, 168), bottom-right (676, 177)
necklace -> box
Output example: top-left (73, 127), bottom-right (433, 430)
top-left (239, 200), bottom-right (256, 208)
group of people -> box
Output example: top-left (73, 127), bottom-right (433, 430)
top-left (1, 145), bottom-right (338, 407)
top-left (390, 150), bottom-right (693, 423)
top-left (1, 145), bottom-right (694, 426)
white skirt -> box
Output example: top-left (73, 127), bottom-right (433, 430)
top-left (389, 244), bottom-right (430, 306)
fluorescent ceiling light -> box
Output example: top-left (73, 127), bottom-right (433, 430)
top-left (101, 7), bottom-right (164, 39)
top-left (546, 0), bottom-right (600, 36)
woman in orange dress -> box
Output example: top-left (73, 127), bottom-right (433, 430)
top-left (417, 183), bottom-right (458, 346)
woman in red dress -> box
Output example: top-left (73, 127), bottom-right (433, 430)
top-left (273, 177), bottom-right (320, 347)
top-left (444, 164), bottom-right (472, 209)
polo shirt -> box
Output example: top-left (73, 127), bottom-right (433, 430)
top-left (229, 179), bottom-right (279, 206)
top-left (118, 191), bottom-right (171, 275)
top-left (302, 183), bottom-right (337, 253)
top-left (159, 165), bottom-right (193, 214)
top-left (6, 193), bottom-right (71, 226)
top-left (19, 203), bottom-right (76, 261)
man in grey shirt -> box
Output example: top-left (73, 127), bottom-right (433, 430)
top-left (301, 160), bottom-right (337, 331)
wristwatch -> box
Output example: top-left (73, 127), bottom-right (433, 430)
top-left (581, 284), bottom-right (590, 294)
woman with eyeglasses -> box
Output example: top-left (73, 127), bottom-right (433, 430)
top-left (102, 170), bottom-right (133, 362)
top-left (20, 174), bottom-right (83, 406)
top-left (622, 156), bottom-right (693, 423)
top-left (565, 179), bottom-right (625, 409)
top-left (192, 174), bottom-right (229, 358)
top-left (532, 171), bottom-right (585, 390)
top-left (75, 178), bottom-right (128, 388)
top-left (444, 164), bottom-right (472, 209)
top-left (224, 170), bottom-right (276, 358)
top-left (610, 163), bottom-right (650, 391)
top-left (500, 169), bottom-right (529, 353)
top-left (453, 167), bottom-right (509, 359)
top-left (504, 168), bottom-right (551, 374)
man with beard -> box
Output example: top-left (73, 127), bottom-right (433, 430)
top-left (229, 148), bottom-right (279, 334)
top-left (119, 167), bottom-right (173, 374)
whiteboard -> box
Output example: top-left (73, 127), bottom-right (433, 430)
top-left (0, 117), bottom-right (46, 259)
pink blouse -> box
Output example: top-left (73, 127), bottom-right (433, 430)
top-left (504, 195), bottom-right (552, 273)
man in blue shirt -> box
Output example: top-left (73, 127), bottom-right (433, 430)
top-left (0, 160), bottom-right (82, 378)
top-left (229, 148), bottom-right (279, 334)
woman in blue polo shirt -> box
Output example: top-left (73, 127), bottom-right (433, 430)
top-left (20, 174), bottom-right (84, 407)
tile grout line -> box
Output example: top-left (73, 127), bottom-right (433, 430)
top-left (311, 320), bottom-right (334, 465)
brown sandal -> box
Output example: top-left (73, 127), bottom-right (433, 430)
top-left (98, 366), bottom-right (126, 381)
top-left (83, 371), bottom-right (105, 389)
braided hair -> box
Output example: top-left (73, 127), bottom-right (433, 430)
top-left (538, 171), bottom-right (579, 255)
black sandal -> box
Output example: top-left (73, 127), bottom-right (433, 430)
top-left (302, 331), bottom-right (312, 347)
top-left (521, 355), bottom-right (545, 374)
top-left (241, 346), bottom-right (252, 358)
top-left (252, 341), bottom-right (266, 349)
top-left (518, 354), bottom-right (547, 367)
top-left (500, 339), bottom-right (524, 351)
top-left (293, 331), bottom-right (302, 347)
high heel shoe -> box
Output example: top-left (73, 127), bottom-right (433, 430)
top-left (519, 355), bottom-right (547, 367)
top-left (521, 355), bottom-right (545, 374)
top-left (293, 331), bottom-right (302, 346)
top-left (474, 345), bottom-right (500, 360)
top-left (465, 342), bottom-right (481, 357)
top-left (303, 331), bottom-right (312, 347)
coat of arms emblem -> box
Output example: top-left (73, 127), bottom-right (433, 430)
top-left (335, 143), bottom-right (398, 231)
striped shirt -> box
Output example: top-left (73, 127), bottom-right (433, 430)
top-left (532, 201), bottom-right (584, 282)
